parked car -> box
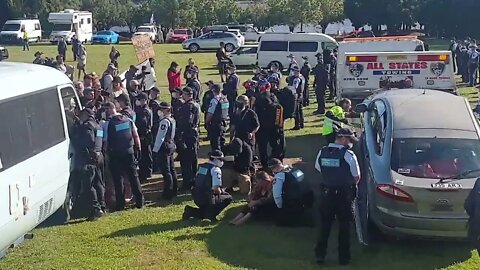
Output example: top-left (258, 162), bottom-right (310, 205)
top-left (229, 45), bottom-right (258, 67)
top-left (0, 46), bottom-right (8, 61)
top-left (166, 29), bottom-right (190, 43)
top-left (182, 31), bottom-right (242, 53)
top-left (133, 25), bottom-right (160, 43)
top-left (356, 89), bottom-right (480, 240)
top-left (226, 29), bottom-right (245, 45)
top-left (92, 30), bottom-right (120, 44)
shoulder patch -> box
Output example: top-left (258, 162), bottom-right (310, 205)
top-left (161, 124), bottom-right (167, 130)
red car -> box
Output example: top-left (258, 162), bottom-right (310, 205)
top-left (167, 29), bottom-right (190, 43)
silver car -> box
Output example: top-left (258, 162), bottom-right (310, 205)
top-left (182, 31), bottom-right (243, 53)
top-left (356, 89), bottom-right (480, 239)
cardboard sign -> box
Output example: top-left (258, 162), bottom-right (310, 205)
top-left (131, 35), bottom-right (155, 63)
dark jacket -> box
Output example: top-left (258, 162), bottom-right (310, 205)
top-left (465, 178), bottom-right (480, 242)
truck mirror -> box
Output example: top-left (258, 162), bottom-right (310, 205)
top-left (355, 103), bottom-right (368, 113)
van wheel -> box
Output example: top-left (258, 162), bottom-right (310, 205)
top-left (225, 43), bottom-right (235, 52)
top-left (189, 43), bottom-right (200, 53)
top-left (268, 61), bottom-right (283, 72)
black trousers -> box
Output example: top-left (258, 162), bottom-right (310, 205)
top-left (73, 50), bottom-right (78, 61)
top-left (294, 100), bottom-right (304, 128)
top-left (192, 193), bottom-right (233, 219)
top-left (315, 84), bottom-right (327, 114)
top-left (59, 51), bottom-right (66, 61)
top-left (179, 136), bottom-right (198, 190)
top-left (303, 81), bottom-right (310, 106)
top-left (138, 137), bottom-right (153, 181)
top-left (109, 152), bottom-right (144, 210)
top-left (257, 130), bottom-right (284, 167)
top-left (275, 200), bottom-right (305, 227)
top-left (208, 123), bottom-right (225, 152)
top-left (315, 186), bottom-right (355, 264)
top-left (157, 146), bottom-right (178, 199)
top-left (78, 160), bottom-right (106, 213)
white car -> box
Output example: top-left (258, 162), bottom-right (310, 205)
top-left (133, 25), bottom-right (159, 42)
top-left (182, 31), bottom-right (243, 52)
top-left (227, 29), bottom-right (245, 45)
top-left (229, 45), bottom-right (258, 67)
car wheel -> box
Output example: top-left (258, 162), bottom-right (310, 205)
top-left (267, 61), bottom-right (283, 72)
top-left (225, 43), bottom-right (235, 52)
top-left (108, 38), bottom-right (111, 44)
top-left (189, 43), bottom-right (200, 53)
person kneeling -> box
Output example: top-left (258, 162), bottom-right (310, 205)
top-left (182, 150), bottom-right (232, 222)
top-left (229, 171), bottom-right (275, 226)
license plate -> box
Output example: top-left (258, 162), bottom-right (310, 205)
top-left (431, 183), bottom-right (462, 189)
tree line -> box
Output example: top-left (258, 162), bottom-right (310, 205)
top-left (1, 0), bottom-right (479, 37)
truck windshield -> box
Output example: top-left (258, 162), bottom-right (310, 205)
top-left (2, 23), bottom-right (21, 31)
top-left (52, 24), bottom-right (72, 31)
top-left (391, 138), bottom-right (480, 179)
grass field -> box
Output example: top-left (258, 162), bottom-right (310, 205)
top-left (1, 42), bottom-right (480, 270)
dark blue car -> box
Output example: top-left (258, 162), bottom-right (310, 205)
top-left (92, 30), bottom-right (119, 44)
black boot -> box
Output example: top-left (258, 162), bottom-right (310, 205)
top-left (87, 209), bottom-right (104, 221)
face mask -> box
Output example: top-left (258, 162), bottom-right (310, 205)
top-left (347, 142), bottom-right (354, 149)
top-left (186, 73), bottom-right (192, 79)
top-left (135, 100), bottom-right (141, 106)
top-left (236, 102), bottom-right (245, 110)
top-left (213, 159), bottom-right (224, 168)
top-left (101, 112), bottom-right (107, 120)
top-left (172, 92), bottom-right (179, 99)
top-left (158, 111), bottom-right (164, 118)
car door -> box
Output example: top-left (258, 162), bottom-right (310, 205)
top-left (202, 32), bottom-right (217, 49)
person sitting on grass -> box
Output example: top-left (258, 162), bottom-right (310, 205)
top-left (229, 171), bottom-right (275, 226)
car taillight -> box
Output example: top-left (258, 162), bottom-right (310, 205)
top-left (376, 184), bottom-right (414, 203)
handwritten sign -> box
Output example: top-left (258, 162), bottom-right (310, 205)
top-left (131, 35), bottom-right (155, 63)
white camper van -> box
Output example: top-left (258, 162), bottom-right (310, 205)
top-left (0, 19), bottom-right (42, 43)
top-left (48, 9), bottom-right (93, 43)
top-left (257, 32), bottom-right (338, 71)
top-left (0, 62), bottom-right (80, 258)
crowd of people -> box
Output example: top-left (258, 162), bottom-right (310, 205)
top-left (450, 38), bottom-right (480, 87)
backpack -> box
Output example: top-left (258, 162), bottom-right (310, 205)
top-left (201, 90), bottom-right (214, 113)
top-left (275, 88), bottom-right (296, 119)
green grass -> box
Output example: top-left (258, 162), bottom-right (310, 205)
top-left (1, 43), bottom-right (480, 270)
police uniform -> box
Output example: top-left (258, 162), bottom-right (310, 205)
top-left (104, 113), bottom-right (144, 210)
top-left (206, 90), bottom-right (229, 152)
top-left (187, 78), bottom-right (202, 102)
top-left (72, 109), bottom-right (106, 220)
top-left (183, 151), bottom-right (233, 221)
top-left (287, 73), bottom-right (305, 130)
top-left (134, 94), bottom-right (153, 182)
top-left (314, 135), bottom-right (360, 265)
top-left (176, 88), bottom-right (201, 191)
top-left (313, 63), bottom-right (329, 114)
top-left (223, 67), bottom-right (240, 118)
top-left (323, 105), bottom-right (347, 143)
top-left (271, 161), bottom-right (308, 226)
top-left (231, 107), bottom-right (259, 147)
top-left (153, 109), bottom-right (178, 199)
top-left (300, 62), bottom-right (311, 106)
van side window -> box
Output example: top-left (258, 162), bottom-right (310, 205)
top-left (80, 19), bottom-right (84, 25)
top-left (260, 41), bottom-right (288, 52)
top-left (87, 18), bottom-right (91, 24)
top-left (60, 87), bottom-right (80, 138)
top-left (0, 89), bottom-right (66, 171)
top-left (369, 100), bottom-right (387, 155)
top-left (35, 23), bottom-right (41, 30)
top-left (289, 41), bottom-right (318, 52)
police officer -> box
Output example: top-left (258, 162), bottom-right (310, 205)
top-left (256, 91), bottom-right (283, 168)
top-left (73, 108), bottom-right (106, 221)
top-left (269, 158), bottom-right (311, 227)
top-left (328, 49), bottom-right (338, 99)
top-left (103, 102), bottom-right (144, 211)
top-left (117, 93), bottom-right (136, 122)
top-left (134, 92), bottom-right (153, 183)
top-left (323, 98), bottom-right (352, 144)
top-left (300, 57), bottom-right (311, 107)
top-left (153, 102), bottom-right (178, 200)
top-left (182, 150), bottom-right (233, 222)
top-left (287, 66), bottom-right (305, 130)
top-left (187, 76), bottom-right (202, 102)
top-left (230, 95), bottom-right (259, 148)
top-left (465, 178), bottom-right (480, 256)
top-left (223, 64), bottom-right (240, 119)
top-left (314, 128), bottom-right (361, 266)
top-left (312, 59), bottom-right (329, 114)
top-left (176, 87), bottom-right (201, 191)
top-left (205, 84), bottom-right (229, 152)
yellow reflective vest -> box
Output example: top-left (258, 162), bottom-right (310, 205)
top-left (322, 105), bottom-right (345, 135)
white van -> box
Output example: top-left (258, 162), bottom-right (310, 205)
top-left (257, 32), bottom-right (338, 71)
top-left (0, 63), bottom-right (80, 258)
top-left (0, 19), bottom-right (42, 43)
top-left (48, 9), bottom-right (93, 43)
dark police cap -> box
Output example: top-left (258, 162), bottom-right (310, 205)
top-left (182, 87), bottom-right (193, 95)
top-left (137, 92), bottom-right (148, 100)
top-left (336, 128), bottom-right (359, 141)
top-left (80, 108), bottom-right (95, 116)
top-left (158, 101), bottom-right (171, 110)
top-left (116, 93), bottom-right (130, 103)
top-left (209, 150), bottom-right (224, 160)
top-left (204, 80), bottom-right (215, 86)
top-left (211, 84), bottom-right (221, 92)
top-left (267, 158), bottom-right (282, 168)
top-left (150, 87), bottom-right (160, 93)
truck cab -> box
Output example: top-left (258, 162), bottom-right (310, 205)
top-left (48, 9), bottom-right (93, 43)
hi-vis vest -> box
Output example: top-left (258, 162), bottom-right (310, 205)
top-left (323, 105), bottom-right (345, 135)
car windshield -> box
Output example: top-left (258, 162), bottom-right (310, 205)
top-left (174, 30), bottom-right (187, 35)
top-left (2, 23), bottom-right (21, 31)
top-left (391, 138), bottom-right (480, 179)
top-left (52, 24), bottom-right (72, 31)
top-left (137, 27), bottom-right (151, 33)
top-left (96, 31), bottom-right (111, 35)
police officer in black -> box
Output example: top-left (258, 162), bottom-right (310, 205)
top-left (287, 66), bottom-right (305, 130)
top-left (314, 128), bottom-right (361, 266)
top-left (153, 102), bottom-right (178, 200)
top-left (230, 95), bottom-right (259, 149)
top-left (171, 87), bottom-right (184, 118)
top-left (176, 87), bottom-right (200, 191)
top-left (312, 59), bottom-right (329, 114)
top-left (182, 150), bottom-right (233, 222)
top-left (205, 84), bottom-right (229, 152)
top-left (187, 77), bottom-right (202, 102)
top-left (134, 92), bottom-right (153, 183)
top-left (223, 64), bottom-right (240, 119)
top-left (73, 108), bottom-right (106, 221)
top-left (300, 57), bottom-right (311, 106)
top-left (117, 93), bottom-right (136, 122)
top-left (104, 102), bottom-right (144, 211)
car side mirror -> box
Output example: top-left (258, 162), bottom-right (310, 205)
top-left (355, 103), bottom-right (368, 113)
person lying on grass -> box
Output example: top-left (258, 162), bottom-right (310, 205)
top-left (229, 171), bottom-right (276, 226)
